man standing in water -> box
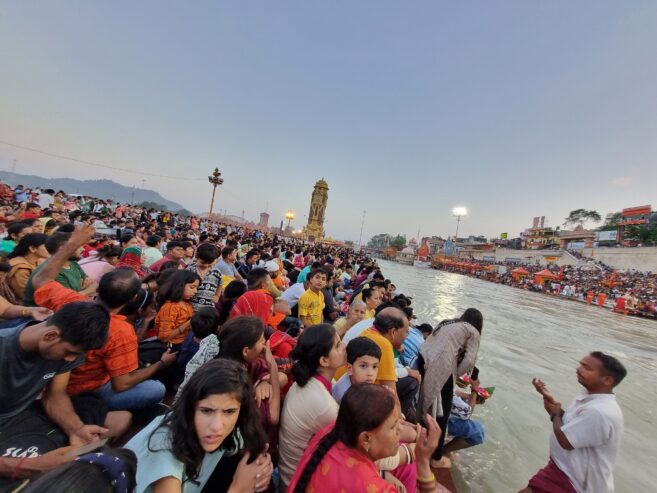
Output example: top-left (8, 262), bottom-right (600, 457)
top-left (520, 351), bottom-right (626, 493)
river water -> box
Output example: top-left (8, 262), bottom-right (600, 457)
top-left (377, 260), bottom-right (655, 493)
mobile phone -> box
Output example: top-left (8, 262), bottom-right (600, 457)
top-left (471, 367), bottom-right (479, 381)
top-left (65, 437), bottom-right (109, 457)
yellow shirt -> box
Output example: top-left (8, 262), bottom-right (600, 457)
top-left (361, 328), bottom-right (397, 383)
top-left (297, 289), bottom-right (325, 326)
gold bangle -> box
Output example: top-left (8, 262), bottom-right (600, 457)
top-left (416, 472), bottom-right (436, 483)
top-left (21, 308), bottom-right (28, 317)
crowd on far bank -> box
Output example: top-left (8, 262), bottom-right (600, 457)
top-left (0, 180), bottom-right (628, 493)
top-left (434, 255), bottom-right (657, 319)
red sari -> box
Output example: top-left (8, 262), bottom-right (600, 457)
top-left (229, 290), bottom-right (273, 323)
top-left (288, 424), bottom-right (397, 493)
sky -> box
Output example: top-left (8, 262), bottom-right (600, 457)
top-left (1, 1), bottom-right (656, 244)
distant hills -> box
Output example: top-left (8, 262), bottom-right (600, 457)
top-left (0, 171), bottom-right (190, 213)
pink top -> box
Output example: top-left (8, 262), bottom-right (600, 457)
top-left (78, 257), bottom-right (113, 283)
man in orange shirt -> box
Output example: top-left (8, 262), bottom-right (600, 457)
top-left (31, 225), bottom-right (177, 416)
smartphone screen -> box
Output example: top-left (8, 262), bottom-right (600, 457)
top-left (65, 437), bottom-right (109, 457)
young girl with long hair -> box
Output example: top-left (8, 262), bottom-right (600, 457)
top-left (278, 324), bottom-right (346, 490)
top-left (155, 270), bottom-right (201, 348)
top-left (178, 316), bottom-right (282, 434)
top-left (127, 359), bottom-right (272, 493)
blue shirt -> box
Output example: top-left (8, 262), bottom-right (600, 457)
top-left (177, 332), bottom-right (199, 373)
top-left (331, 373), bottom-right (352, 404)
top-left (297, 265), bottom-right (312, 283)
top-left (400, 326), bottom-right (424, 369)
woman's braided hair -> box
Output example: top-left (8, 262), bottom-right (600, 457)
top-left (293, 383), bottom-right (396, 493)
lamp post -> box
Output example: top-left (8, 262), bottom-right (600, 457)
top-left (208, 168), bottom-right (224, 219)
top-left (285, 210), bottom-right (295, 230)
top-left (358, 210), bottom-right (367, 249)
top-left (452, 206), bottom-right (467, 240)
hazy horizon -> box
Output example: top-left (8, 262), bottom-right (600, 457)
top-left (2, 1), bottom-right (656, 243)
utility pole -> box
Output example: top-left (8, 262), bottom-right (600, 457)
top-left (358, 210), bottom-right (367, 249)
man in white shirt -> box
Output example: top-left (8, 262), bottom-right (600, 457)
top-left (520, 351), bottom-right (626, 493)
top-left (279, 281), bottom-right (307, 309)
top-left (38, 189), bottom-right (54, 209)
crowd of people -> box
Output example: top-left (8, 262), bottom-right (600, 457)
top-left (434, 256), bottom-right (657, 319)
top-left (0, 181), bottom-right (628, 493)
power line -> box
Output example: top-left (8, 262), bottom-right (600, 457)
top-left (0, 139), bottom-right (205, 181)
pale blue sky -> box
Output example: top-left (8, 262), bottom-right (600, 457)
top-left (1, 1), bottom-right (656, 242)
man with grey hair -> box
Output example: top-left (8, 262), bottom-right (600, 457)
top-left (333, 300), bottom-right (366, 338)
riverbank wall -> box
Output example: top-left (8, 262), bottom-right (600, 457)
top-left (466, 247), bottom-right (657, 271)
top-left (580, 246), bottom-right (657, 272)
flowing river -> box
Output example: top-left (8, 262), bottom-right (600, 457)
top-left (376, 260), bottom-right (654, 493)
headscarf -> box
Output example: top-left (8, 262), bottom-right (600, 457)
top-left (116, 245), bottom-right (147, 278)
top-left (229, 290), bottom-right (273, 324)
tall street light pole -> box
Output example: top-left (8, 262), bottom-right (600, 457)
top-left (358, 210), bottom-right (367, 249)
top-left (452, 206), bottom-right (467, 240)
top-left (208, 168), bottom-right (224, 219)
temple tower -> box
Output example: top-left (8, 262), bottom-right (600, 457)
top-left (258, 212), bottom-right (270, 229)
top-left (303, 178), bottom-right (329, 241)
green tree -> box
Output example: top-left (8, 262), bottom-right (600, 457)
top-left (367, 234), bottom-right (392, 249)
top-left (624, 225), bottom-right (657, 246)
top-left (389, 234), bottom-right (407, 248)
top-left (563, 209), bottom-right (602, 228)
top-left (601, 212), bottom-right (622, 230)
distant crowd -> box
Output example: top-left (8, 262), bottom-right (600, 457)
top-left (435, 255), bottom-right (657, 319)
top-left (0, 180), bottom-right (627, 493)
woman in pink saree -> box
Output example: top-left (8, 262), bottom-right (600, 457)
top-left (288, 384), bottom-right (449, 493)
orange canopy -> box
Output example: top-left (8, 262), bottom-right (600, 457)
top-left (511, 267), bottom-right (530, 275)
top-left (535, 269), bottom-right (557, 279)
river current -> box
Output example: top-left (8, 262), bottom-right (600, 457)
top-left (377, 260), bottom-right (654, 493)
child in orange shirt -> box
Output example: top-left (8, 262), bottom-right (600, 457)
top-left (155, 270), bottom-right (201, 348)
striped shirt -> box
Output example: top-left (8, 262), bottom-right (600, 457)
top-left (400, 326), bottom-right (424, 369)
